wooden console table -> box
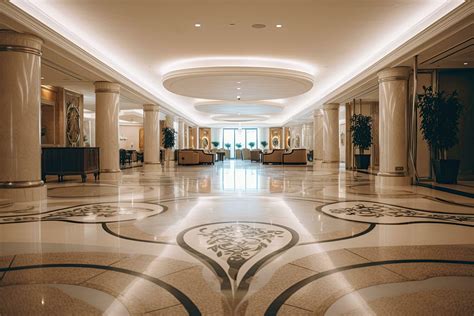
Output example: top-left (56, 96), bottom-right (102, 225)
top-left (42, 147), bottom-right (100, 182)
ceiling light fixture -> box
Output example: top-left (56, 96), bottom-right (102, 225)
top-left (237, 96), bottom-right (241, 100)
top-left (41, 77), bottom-right (45, 80)
top-left (276, 24), bottom-right (283, 28)
top-left (237, 87), bottom-right (241, 90)
top-left (194, 23), bottom-right (201, 27)
top-left (464, 62), bottom-right (468, 65)
top-left (252, 24), bottom-right (266, 29)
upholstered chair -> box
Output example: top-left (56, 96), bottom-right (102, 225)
top-left (262, 149), bottom-right (285, 164)
top-left (283, 149), bottom-right (307, 165)
top-left (242, 148), bottom-right (251, 160)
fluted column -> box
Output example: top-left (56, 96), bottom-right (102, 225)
top-left (0, 31), bottom-right (45, 201)
top-left (178, 119), bottom-right (185, 149)
top-left (143, 104), bottom-right (161, 164)
top-left (322, 103), bottom-right (340, 163)
top-left (376, 67), bottom-right (411, 186)
top-left (313, 110), bottom-right (323, 160)
top-left (95, 81), bottom-right (121, 179)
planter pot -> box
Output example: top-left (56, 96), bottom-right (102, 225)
top-left (355, 154), bottom-right (371, 169)
top-left (433, 159), bottom-right (459, 184)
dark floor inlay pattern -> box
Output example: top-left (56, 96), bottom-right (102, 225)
top-left (177, 221), bottom-right (299, 311)
top-left (320, 201), bottom-right (474, 226)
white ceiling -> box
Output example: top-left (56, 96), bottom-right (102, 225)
top-left (4, 0), bottom-right (468, 125)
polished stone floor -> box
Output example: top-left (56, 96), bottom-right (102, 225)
top-left (0, 160), bottom-right (473, 315)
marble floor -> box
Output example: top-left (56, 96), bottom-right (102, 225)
top-left (0, 160), bottom-right (473, 315)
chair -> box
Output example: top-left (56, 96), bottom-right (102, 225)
top-left (235, 149), bottom-right (242, 159)
top-left (242, 148), bottom-right (251, 160)
top-left (283, 149), bottom-right (307, 165)
top-left (250, 150), bottom-right (262, 162)
top-left (178, 150), bottom-right (199, 165)
top-left (196, 149), bottom-right (215, 164)
top-left (119, 149), bottom-right (131, 166)
top-left (262, 149), bottom-right (285, 164)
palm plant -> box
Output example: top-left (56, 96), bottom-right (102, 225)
top-left (248, 142), bottom-right (255, 149)
top-left (260, 140), bottom-right (268, 149)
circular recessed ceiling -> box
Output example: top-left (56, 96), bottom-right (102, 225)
top-left (212, 114), bottom-right (268, 122)
top-left (195, 101), bottom-right (283, 115)
top-left (163, 66), bottom-right (313, 101)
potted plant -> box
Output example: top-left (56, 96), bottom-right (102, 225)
top-left (162, 127), bottom-right (177, 163)
top-left (248, 142), bottom-right (255, 149)
top-left (350, 114), bottom-right (372, 169)
top-left (235, 143), bottom-right (242, 149)
top-left (211, 141), bottom-right (220, 148)
top-left (261, 140), bottom-right (268, 149)
top-left (225, 143), bottom-right (231, 150)
top-left (417, 86), bottom-right (463, 184)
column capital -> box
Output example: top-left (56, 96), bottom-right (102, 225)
top-left (0, 30), bottom-right (43, 55)
top-left (143, 104), bottom-right (160, 112)
top-left (322, 103), bottom-right (339, 111)
top-left (94, 81), bottom-right (120, 94)
top-left (377, 66), bottom-right (411, 83)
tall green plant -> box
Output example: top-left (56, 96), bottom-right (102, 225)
top-left (260, 141), bottom-right (268, 149)
top-left (417, 86), bottom-right (462, 160)
top-left (350, 114), bottom-right (372, 154)
top-left (162, 127), bottom-right (177, 149)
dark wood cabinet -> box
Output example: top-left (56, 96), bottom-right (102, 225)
top-left (42, 147), bottom-right (100, 182)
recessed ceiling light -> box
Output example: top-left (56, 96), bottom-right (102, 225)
top-left (237, 87), bottom-right (241, 90)
top-left (252, 23), bottom-right (266, 29)
top-left (194, 23), bottom-right (201, 27)
top-left (276, 24), bottom-right (283, 28)
top-left (237, 81), bottom-right (241, 84)
top-left (41, 77), bottom-right (45, 80)
top-left (464, 62), bottom-right (468, 65)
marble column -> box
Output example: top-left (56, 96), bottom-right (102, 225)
top-left (313, 110), bottom-right (323, 161)
top-left (94, 81), bottom-right (121, 179)
top-left (143, 104), bottom-right (161, 164)
top-left (322, 103), bottom-right (340, 163)
top-left (178, 119), bottom-right (185, 149)
top-left (376, 66), bottom-right (411, 186)
top-left (0, 31), bottom-right (46, 201)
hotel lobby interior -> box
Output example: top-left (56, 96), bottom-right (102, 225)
top-left (0, 0), bottom-right (473, 315)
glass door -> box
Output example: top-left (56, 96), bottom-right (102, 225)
top-left (223, 129), bottom-right (235, 158)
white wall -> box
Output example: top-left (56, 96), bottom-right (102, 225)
top-left (119, 124), bottom-right (142, 150)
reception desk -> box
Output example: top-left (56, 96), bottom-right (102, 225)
top-left (42, 147), bottom-right (100, 182)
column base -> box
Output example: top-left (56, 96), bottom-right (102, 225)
top-left (99, 171), bottom-right (122, 181)
top-left (375, 173), bottom-right (412, 187)
top-left (0, 185), bottom-right (47, 203)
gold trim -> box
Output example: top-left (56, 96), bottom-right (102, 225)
top-left (95, 88), bottom-right (120, 94)
top-left (0, 45), bottom-right (42, 56)
top-left (378, 76), bottom-right (409, 83)
top-left (100, 169), bottom-right (121, 173)
top-left (377, 171), bottom-right (408, 177)
top-left (0, 180), bottom-right (44, 188)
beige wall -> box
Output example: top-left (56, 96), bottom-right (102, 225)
top-left (119, 124), bottom-right (142, 150)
